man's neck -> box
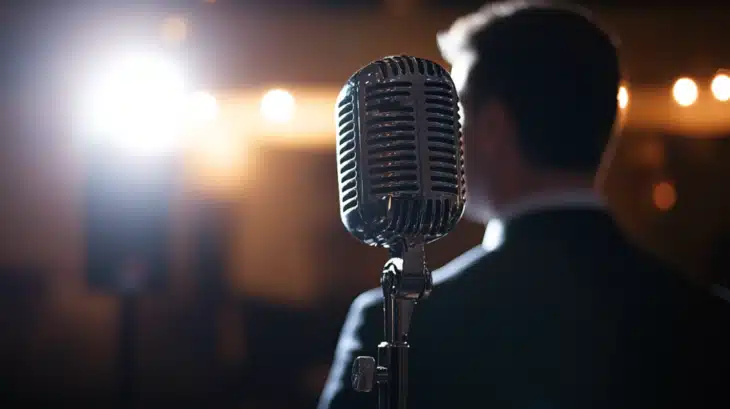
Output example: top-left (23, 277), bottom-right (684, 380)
top-left (493, 171), bottom-right (597, 218)
top-left (496, 187), bottom-right (605, 223)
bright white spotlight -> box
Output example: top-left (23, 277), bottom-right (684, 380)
top-left (81, 51), bottom-right (186, 156)
top-left (711, 73), bottom-right (730, 102)
top-left (617, 86), bottom-right (629, 109)
top-left (260, 89), bottom-right (295, 123)
top-left (188, 91), bottom-right (218, 125)
top-left (672, 77), bottom-right (698, 107)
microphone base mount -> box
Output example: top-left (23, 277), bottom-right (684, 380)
top-left (351, 241), bottom-right (432, 409)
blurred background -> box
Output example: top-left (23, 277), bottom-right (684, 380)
top-left (0, 0), bottom-right (729, 408)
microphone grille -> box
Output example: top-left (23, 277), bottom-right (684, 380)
top-left (424, 78), bottom-right (462, 197)
top-left (363, 76), bottom-right (419, 196)
top-left (363, 56), bottom-right (457, 198)
top-left (372, 55), bottom-right (450, 78)
top-left (336, 92), bottom-right (359, 214)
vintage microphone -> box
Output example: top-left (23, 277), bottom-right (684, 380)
top-left (335, 55), bottom-right (466, 409)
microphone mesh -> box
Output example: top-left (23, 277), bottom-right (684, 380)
top-left (424, 79), bottom-right (460, 195)
top-left (364, 80), bottom-right (419, 196)
top-left (337, 93), bottom-right (358, 213)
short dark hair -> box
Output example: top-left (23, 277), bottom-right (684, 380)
top-left (438, 1), bottom-right (621, 172)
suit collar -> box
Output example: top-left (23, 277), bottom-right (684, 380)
top-left (482, 189), bottom-right (608, 252)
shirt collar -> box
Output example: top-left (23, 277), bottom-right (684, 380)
top-left (482, 188), bottom-right (607, 252)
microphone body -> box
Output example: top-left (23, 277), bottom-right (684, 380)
top-left (336, 55), bottom-right (465, 249)
top-left (335, 56), bottom-right (465, 409)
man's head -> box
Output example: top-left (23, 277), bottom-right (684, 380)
top-left (438, 1), bottom-right (621, 222)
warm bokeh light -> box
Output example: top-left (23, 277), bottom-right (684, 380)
top-left (81, 52), bottom-right (187, 156)
top-left (187, 91), bottom-right (218, 125)
top-left (711, 73), bottom-right (730, 102)
top-left (617, 86), bottom-right (629, 109)
top-left (187, 128), bottom-right (247, 197)
top-left (260, 89), bottom-right (296, 123)
top-left (196, 132), bottom-right (243, 170)
top-left (160, 16), bottom-right (188, 44)
top-left (652, 181), bottom-right (677, 211)
top-left (672, 77), bottom-right (698, 107)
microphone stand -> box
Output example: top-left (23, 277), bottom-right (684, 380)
top-left (352, 239), bottom-right (432, 409)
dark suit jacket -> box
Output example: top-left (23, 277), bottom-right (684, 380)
top-left (319, 209), bottom-right (730, 409)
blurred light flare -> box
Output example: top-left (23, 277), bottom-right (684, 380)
top-left (187, 91), bottom-right (219, 126)
top-left (198, 132), bottom-right (242, 169)
top-left (260, 89), bottom-right (296, 123)
top-left (187, 127), bottom-right (248, 196)
top-left (617, 86), bottom-right (629, 109)
top-left (711, 73), bottom-right (730, 102)
top-left (81, 51), bottom-right (187, 157)
top-left (672, 78), bottom-right (698, 107)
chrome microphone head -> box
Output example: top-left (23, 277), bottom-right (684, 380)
top-left (336, 55), bottom-right (466, 248)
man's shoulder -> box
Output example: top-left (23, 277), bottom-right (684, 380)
top-left (433, 245), bottom-right (490, 286)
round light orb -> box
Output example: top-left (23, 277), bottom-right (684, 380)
top-left (711, 73), bottom-right (730, 102)
top-left (83, 52), bottom-right (187, 156)
top-left (672, 77), bottom-right (698, 107)
top-left (652, 181), bottom-right (677, 211)
top-left (260, 89), bottom-right (296, 123)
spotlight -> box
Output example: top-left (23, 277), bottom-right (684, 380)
top-left (81, 51), bottom-right (187, 157)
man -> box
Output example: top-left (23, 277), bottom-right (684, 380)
top-left (319, 2), bottom-right (730, 408)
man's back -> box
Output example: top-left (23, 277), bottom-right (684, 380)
top-left (319, 209), bottom-right (730, 409)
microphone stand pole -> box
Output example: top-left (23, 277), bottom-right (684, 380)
top-left (352, 240), bottom-right (432, 409)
